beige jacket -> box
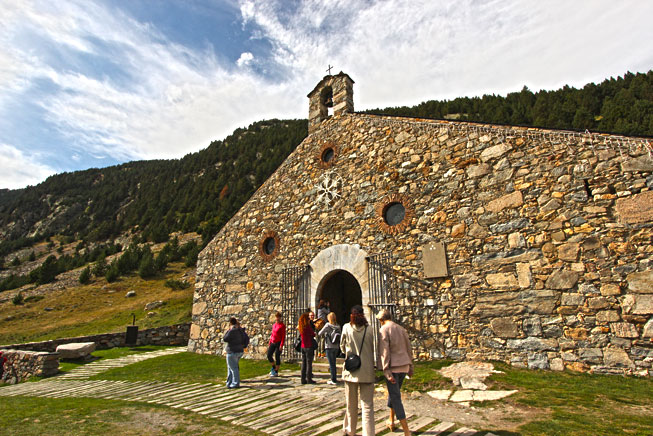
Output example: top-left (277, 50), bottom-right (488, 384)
top-left (340, 322), bottom-right (375, 383)
top-left (378, 321), bottom-right (413, 379)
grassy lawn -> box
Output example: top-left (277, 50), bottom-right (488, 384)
top-left (0, 396), bottom-right (265, 436)
top-left (89, 350), bottom-right (300, 384)
top-left (0, 263), bottom-right (194, 345)
top-left (404, 360), bottom-right (653, 436)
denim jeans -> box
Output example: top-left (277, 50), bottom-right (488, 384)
top-left (386, 372), bottom-right (407, 420)
top-left (267, 342), bottom-right (281, 366)
top-left (226, 352), bottom-right (243, 388)
top-left (325, 348), bottom-right (338, 382)
top-left (301, 347), bottom-right (314, 382)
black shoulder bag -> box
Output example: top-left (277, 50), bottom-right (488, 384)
top-left (344, 325), bottom-right (367, 372)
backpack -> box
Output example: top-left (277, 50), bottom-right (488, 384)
top-left (330, 327), bottom-right (341, 345)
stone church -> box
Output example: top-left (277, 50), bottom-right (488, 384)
top-left (189, 72), bottom-right (653, 375)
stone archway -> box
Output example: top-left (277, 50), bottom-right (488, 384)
top-left (309, 244), bottom-right (370, 320)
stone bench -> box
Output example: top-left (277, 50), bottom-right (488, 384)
top-left (55, 342), bottom-right (96, 360)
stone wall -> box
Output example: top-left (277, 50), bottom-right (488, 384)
top-left (1, 350), bottom-right (59, 384)
top-left (0, 323), bottom-right (190, 352)
top-left (191, 110), bottom-right (653, 376)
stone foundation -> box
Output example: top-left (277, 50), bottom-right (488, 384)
top-left (1, 350), bottom-right (59, 384)
top-left (0, 323), bottom-right (190, 353)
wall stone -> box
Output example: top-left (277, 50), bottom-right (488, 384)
top-left (190, 85), bottom-right (653, 376)
top-left (1, 323), bottom-right (190, 352)
top-left (1, 350), bottom-right (59, 384)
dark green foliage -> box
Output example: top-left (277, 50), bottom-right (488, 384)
top-left (105, 263), bottom-right (119, 283)
top-left (79, 266), bottom-right (91, 284)
top-left (137, 249), bottom-right (157, 279)
top-left (183, 242), bottom-right (199, 267)
top-left (11, 256), bottom-right (20, 266)
top-left (35, 255), bottom-right (59, 284)
top-left (365, 70), bottom-right (653, 136)
top-left (12, 291), bottom-right (24, 305)
top-left (164, 279), bottom-right (190, 290)
top-left (91, 257), bottom-right (107, 277)
top-left (28, 251), bottom-right (36, 261)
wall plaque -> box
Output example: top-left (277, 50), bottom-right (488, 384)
top-left (421, 242), bottom-right (448, 278)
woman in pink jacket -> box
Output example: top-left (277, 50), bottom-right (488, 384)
top-left (267, 311), bottom-right (286, 377)
top-left (377, 309), bottom-right (414, 436)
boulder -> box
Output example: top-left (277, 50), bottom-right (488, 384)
top-left (56, 342), bottom-right (96, 359)
top-left (145, 300), bottom-right (165, 310)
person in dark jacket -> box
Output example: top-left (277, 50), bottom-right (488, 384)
top-left (223, 317), bottom-right (249, 388)
top-left (318, 311), bottom-right (341, 384)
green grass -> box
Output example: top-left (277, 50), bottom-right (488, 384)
top-left (0, 396), bottom-right (265, 436)
top-left (89, 351), bottom-right (299, 384)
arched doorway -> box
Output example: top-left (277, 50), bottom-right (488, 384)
top-left (318, 270), bottom-right (362, 326)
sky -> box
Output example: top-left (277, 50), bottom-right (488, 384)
top-left (1, 0), bottom-right (652, 190)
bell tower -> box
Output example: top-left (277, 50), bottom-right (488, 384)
top-left (307, 72), bottom-right (354, 134)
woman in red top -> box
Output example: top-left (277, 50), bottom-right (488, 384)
top-left (267, 311), bottom-right (286, 377)
top-left (298, 312), bottom-right (316, 384)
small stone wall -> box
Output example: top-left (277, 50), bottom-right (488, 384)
top-left (1, 350), bottom-right (59, 384)
top-left (0, 323), bottom-right (190, 353)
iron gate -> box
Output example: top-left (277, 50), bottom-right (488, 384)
top-left (367, 253), bottom-right (398, 366)
top-left (281, 265), bottom-right (311, 361)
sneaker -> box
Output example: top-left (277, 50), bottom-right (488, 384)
top-left (271, 369), bottom-right (278, 377)
top-left (307, 380), bottom-right (317, 384)
top-left (327, 380), bottom-right (336, 385)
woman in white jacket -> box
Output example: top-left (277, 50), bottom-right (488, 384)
top-left (340, 305), bottom-right (375, 436)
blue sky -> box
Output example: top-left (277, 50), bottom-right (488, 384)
top-left (1, 0), bottom-right (652, 190)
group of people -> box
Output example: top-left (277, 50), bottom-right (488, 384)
top-left (222, 303), bottom-right (414, 436)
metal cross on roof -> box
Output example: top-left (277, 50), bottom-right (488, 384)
top-left (326, 64), bottom-right (333, 75)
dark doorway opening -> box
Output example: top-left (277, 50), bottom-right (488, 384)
top-left (319, 270), bottom-right (362, 327)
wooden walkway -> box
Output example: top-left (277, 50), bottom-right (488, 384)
top-left (0, 349), bottom-right (498, 436)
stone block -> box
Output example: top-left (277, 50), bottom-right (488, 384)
top-left (506, 337), bottom-right (557, 351)
top-left (615, 190), bottom-right (653, 224)
top-left (603, 348), bottom-right (634, 368)
top-left (561, 293), bottom-right (585, 306)
top-left (517, 263), bottom-right (532, 288)
top-left (508, 232), bottom-right (526, 249)
top-left (528, 352), bottom-right (549, 370)
top-left (486, 191), bottom-right (523, 213)
top-left (610, 322), bottom-right (639, 338)
top-left (523, 317), bottom-right (543, 336)
top-left (490, 317), bottom-right (519, 338)
top-left (466, 163), bottom-right (490, 178)
top-left (486, 272), bottom-right (520, 290)
top-left (626, 270), bottom-right (653, 294)
top-left (578, 348), bottom-right (603, 364)
top-left (587, 297), bottom-right (610, 310)
top-left (557, 243), bottom-right (580, 262)
top-left (596, 310), bottom-right (620, 323)
top-left (480, 143), bottom-right (512, 162)
top-left (192, 301), bottom-right (206, 316)
top-left (621, 294), bottom-right (653, 315)
top-left (55, 342), bottom-right (96, 359)
top-left (621, 154), bottom-right (653, 172)
top-left (471, 292), bottom-right (525, 319)
top-left (550, 357), bottom-right (565, 371)
top-left (643, 319), bottom-right (653, 338)
top-left (565, 327), bottom-right (589, 340)
top-left (546, 270), bottom-right (579, 290)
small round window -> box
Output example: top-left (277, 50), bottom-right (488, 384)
top-left (377, 194), bottom-right (413, 235)
top-left (259, 231), bottom-right (280, 261)
top-left (263, 237), bottom-right (276, 255)
top-left (318, 142), bottom-right (337, 168)
top-left (321, 147), bottom-right (335, 164)
top-left (383, 202), bottom-right (406, 226)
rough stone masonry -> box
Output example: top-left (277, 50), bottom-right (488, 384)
top-left (190, 72), bottom-right (653, 376)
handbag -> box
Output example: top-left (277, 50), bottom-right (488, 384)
top-left (294, 335), bottom-right (302, 352)
top-left (344, 326), bottom-right (367, 372)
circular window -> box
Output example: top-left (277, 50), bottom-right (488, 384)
top-left (321, 147), bottom-right (335, 164)
top-left (263, 237), bottom-right (276, 255)
top-left (383, 202), bottom-right (406, 226)
top-left (318, 142), bottom-right (338, 168)
top-left (376, 194), bottom-right (413, 235)
top-left (259, 231), bottom-right (280, 261)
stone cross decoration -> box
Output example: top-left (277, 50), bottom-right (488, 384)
top-left (326, 64), bottom-right (333, 75)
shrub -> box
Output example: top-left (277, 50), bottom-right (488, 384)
top-left (12, 291), bottom-right (24, 305)
top-left (138, 253), bottom-right (157, 279)
top-left (105, 263), bottom-right (120, 282)
top-left (11, 256), bottom-right (20, 266)
top-left (79, 266), bottom-right (91, 284)
top-left (164, 279), bottom-right (190, 290)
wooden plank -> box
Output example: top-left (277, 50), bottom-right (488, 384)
top-left (419, 421), bottom-right (454, 435)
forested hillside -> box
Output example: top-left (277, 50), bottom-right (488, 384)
top-left (0, 119), bottom-right (308, 258)
top-left (1, 70), bottom-right (651, 265)
top-left (366, 71), bottom-right (653, 137)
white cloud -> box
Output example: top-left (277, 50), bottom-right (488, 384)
top-left (1, 0), bottom-right (652, 189)
top-left (0, 143), bottom-right (56, 189)
top-left (236, 52), bottom-right (254, 67)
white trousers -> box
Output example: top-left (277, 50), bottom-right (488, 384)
top-left (343, 381), bottom-right (375, 436)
